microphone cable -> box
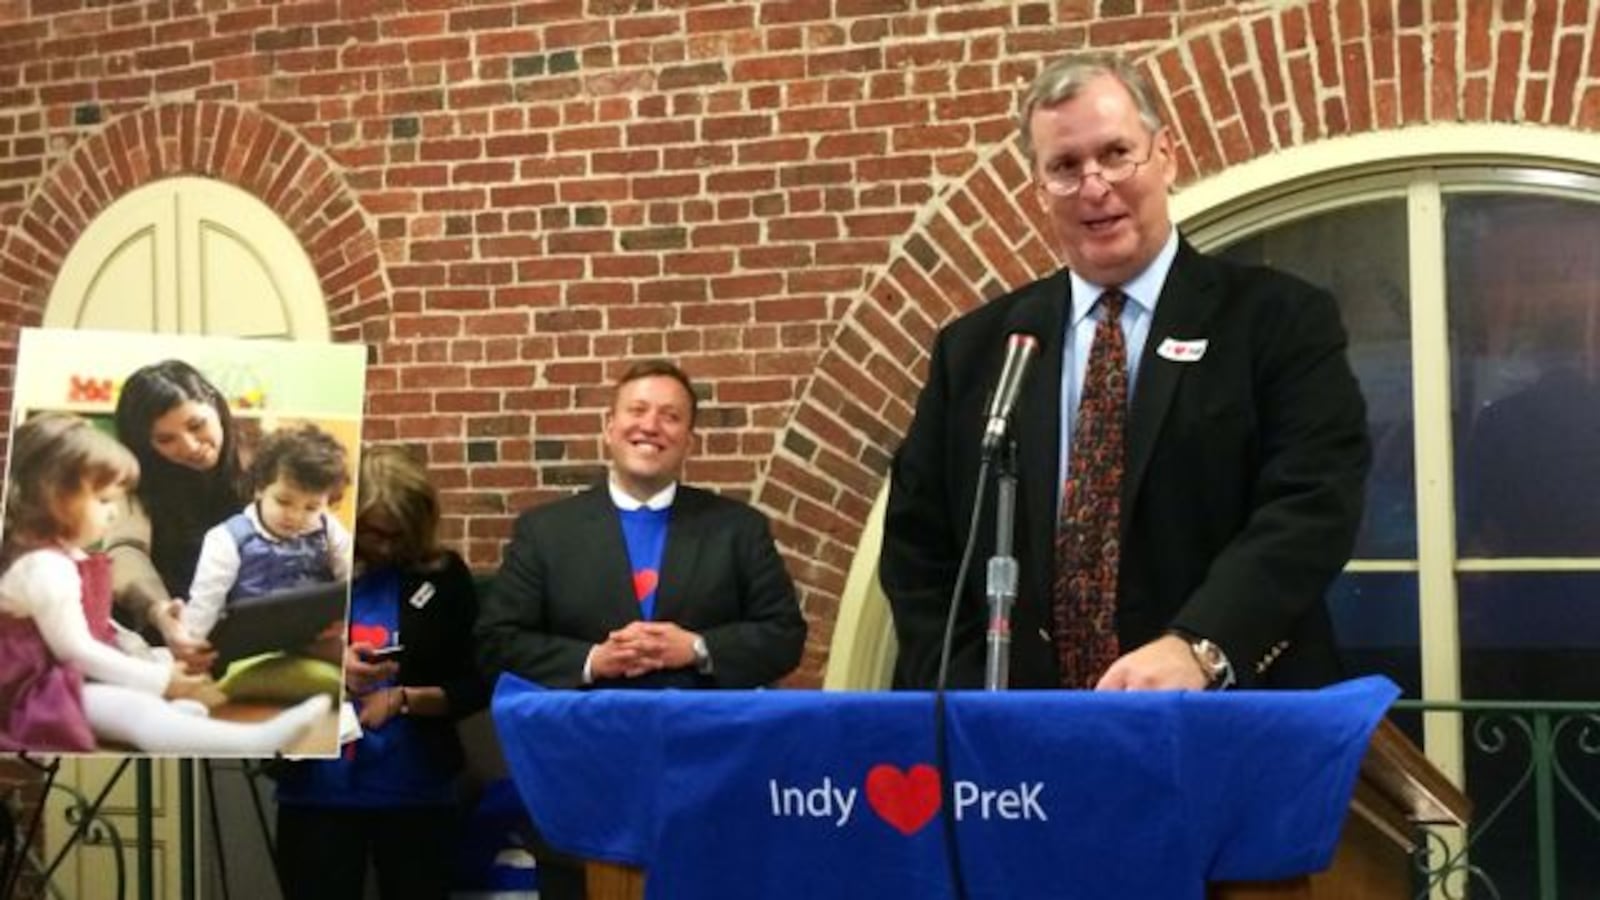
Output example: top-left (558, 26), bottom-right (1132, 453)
top-left (930, 455), bottom-right (994, 900)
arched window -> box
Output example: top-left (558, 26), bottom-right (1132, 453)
top-left (1190, 165), bottom-right (1600, 712)
top-left (1187, 156), bottom-right (1600, 893)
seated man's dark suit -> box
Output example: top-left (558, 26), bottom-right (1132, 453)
top-left (881, 240), bottom-right (1371, 690)
top-left (476, 483), bottom-right (806, 689)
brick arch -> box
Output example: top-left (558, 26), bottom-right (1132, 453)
top-left (762, 2), bottom-right (1595, 677)
top-left (0, 101), bottom-right (387, 343)
top-left (753, 136), bottom-right (1053, 676)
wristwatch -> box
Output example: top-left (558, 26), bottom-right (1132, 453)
top-left (691, 635), bottom-right (713, 675)
top-left (1169, 630), bottom-right (1235, 690)
top-left (1185, 637), bottom-right (1235, 690)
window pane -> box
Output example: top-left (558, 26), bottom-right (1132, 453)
top-left (1447, 193), bottom-right (1600, 557)
top-left (1217, 201), bottom-right (1414, 559)
top-left (1327, 572), bottom-right (1420, 691)
top-left (1458, 571), bottom-right (1600, 700)
top-left (1326, 572), bottom-right (1422, 744)
top-left (1457, 570), bottom-right (1600, 897)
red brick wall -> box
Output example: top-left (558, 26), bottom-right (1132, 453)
top-left (0, 0), bottom-right (1591, 685)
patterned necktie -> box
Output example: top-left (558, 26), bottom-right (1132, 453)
top-left (1053, 290), bottom-right (1127, 688)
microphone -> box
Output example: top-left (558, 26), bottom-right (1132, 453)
top-left (980, 332), bottom-right (1040, 457)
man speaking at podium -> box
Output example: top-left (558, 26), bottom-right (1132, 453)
top-left (882, 53), bottom-right (1370, 693)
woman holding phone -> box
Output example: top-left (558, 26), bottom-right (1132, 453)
top-left (274, 446), bottom-right (488, 900)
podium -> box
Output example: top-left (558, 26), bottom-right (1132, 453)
top-left (1211, 717), bottom-right (1468, 899)
top-left (491, 676), bottom-right (1466, 900)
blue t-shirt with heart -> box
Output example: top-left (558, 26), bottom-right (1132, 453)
top-left (491, 675), bottom-right (1399, 900)
top-left (618, 506), bottom-right (669, 621)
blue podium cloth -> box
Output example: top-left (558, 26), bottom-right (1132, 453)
top-left (491, 676), bottom-right (1399, 900)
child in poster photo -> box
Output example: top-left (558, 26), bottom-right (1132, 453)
top-left (0, 412), bottom-right (329, 754)
top-left (182, 422), bottom-right (353, 642)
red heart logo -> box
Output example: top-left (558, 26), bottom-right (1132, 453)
top-left (349, 623), bottom-right (390, 648)
top-left (865, 763), bottom-right (942, 836)
top-left (632, 569), bottom-right (659, 602)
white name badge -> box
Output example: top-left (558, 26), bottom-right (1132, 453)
top-left (1156, 337), bottom-right (1208, 362)
top-left (408, 582), bottom-right (436, 609)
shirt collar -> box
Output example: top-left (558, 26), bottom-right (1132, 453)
top-left (245, 502), bottom-right (286, 541)
top-left (245, 502), bottom-right (324, 542)
top-left (1067, 226), bottom-right (1180, 325)
top-left (608, 478), bottom-right (677, 511)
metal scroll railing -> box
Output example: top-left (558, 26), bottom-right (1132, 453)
top-left (1399, 700), bottom-right (1600, 900)
top-left (0, 755), bottom-right (133, 900)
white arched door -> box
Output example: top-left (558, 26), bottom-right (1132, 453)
top-left (40, 175), bottom-right (329, 899)
top-left (46, 175), bottom-right (328, 339)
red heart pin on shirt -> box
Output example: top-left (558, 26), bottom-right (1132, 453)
top-left (865, 763), bottom-right (942, 836)
top-left (633, 569), bottom-right (659, 602)
top-left (349, 623), bottom-right (391, 648)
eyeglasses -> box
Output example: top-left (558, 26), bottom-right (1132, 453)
top-left (1038, 142), bottom-right (1160, 197)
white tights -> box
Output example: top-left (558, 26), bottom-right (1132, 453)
top-left (82, 685), bottom-right (330, 755)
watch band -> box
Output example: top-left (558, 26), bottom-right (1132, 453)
top-left (1188, 638), bottom-right (1235, 690)
top-left (1168, 629), bottom-right (1235, 690)
top-left (691, 635), bottom-right (713, 675)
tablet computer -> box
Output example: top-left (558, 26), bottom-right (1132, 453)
top-left (206, 580), bottom-right (349, 674)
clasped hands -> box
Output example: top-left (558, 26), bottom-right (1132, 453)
top-left (590, 621), bottom-right (699, 680)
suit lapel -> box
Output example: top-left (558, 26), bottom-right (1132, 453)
top-left (1008, 272), bottom-right (1070, 598)
top-left (1124, 241), bottom-right (1220, 519)
top-left (577, 486), bottom-right (646, 622)
top-left (652, 487), bottom-right (704, 623)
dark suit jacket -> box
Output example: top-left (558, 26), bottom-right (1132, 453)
top-left (476, 484), bottom-right (806, 689)
top-left (881, 239), bottom-right (1371, 690)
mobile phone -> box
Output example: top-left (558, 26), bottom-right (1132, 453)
top-left (365, 644), bottom-right (405, 660)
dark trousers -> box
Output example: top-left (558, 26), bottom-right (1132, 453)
top-left (275, 804), bottom-right (455, 900)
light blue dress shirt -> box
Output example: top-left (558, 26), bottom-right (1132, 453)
top-left (1056, 227), bottom-right (1180, 498)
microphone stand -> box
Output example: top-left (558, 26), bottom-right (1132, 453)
top-left (983, 437), bottom-right (1019, 691)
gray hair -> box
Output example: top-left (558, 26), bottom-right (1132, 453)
top-left (1017, 52), bottom-right (1165, 162)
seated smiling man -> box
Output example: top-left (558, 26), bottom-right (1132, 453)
top-left (476, 358), bottom-right (808, 900)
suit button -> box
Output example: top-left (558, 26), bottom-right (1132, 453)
top-left (1039, 628), bottom-right (1052, 643)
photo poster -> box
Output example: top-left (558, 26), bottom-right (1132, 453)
top-left (0, 328), bottom-right (366, 758)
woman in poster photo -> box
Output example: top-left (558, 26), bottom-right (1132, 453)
top-left (105, 359), bottom-right (247, 670)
